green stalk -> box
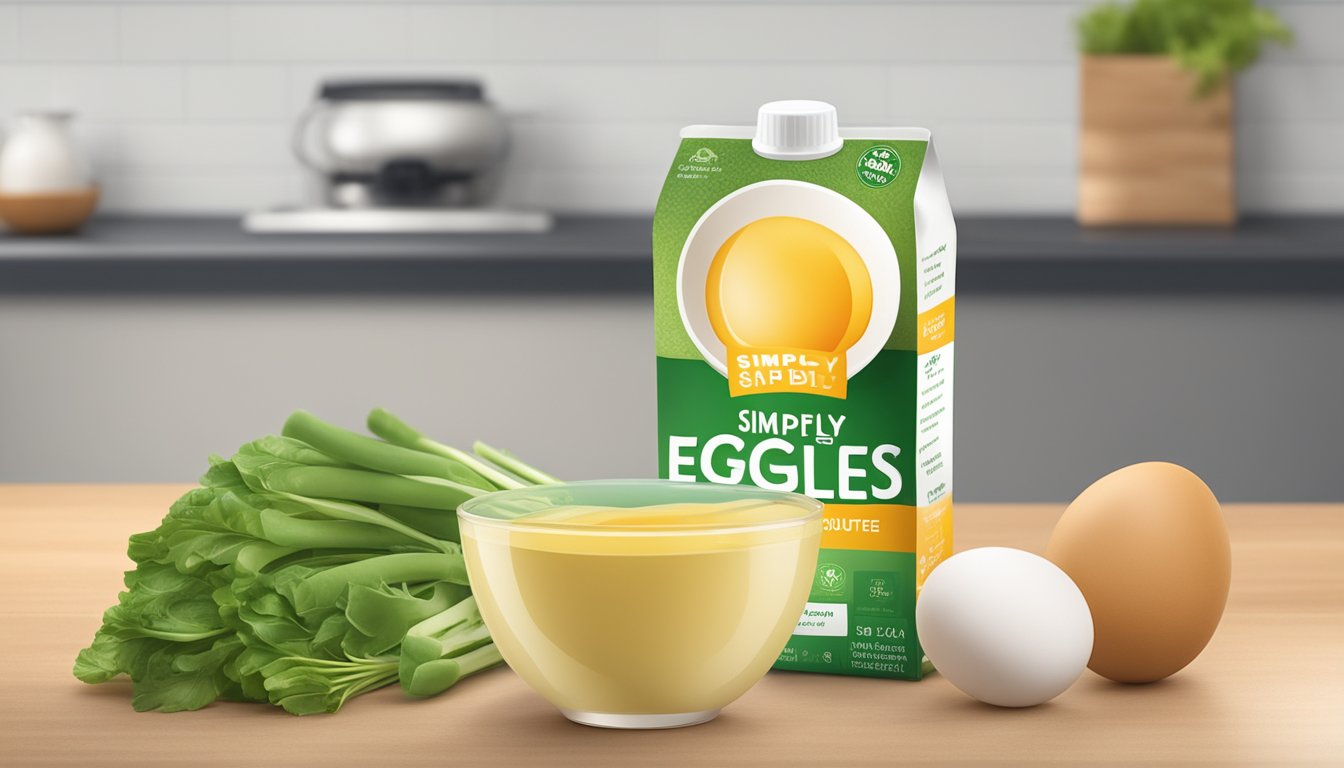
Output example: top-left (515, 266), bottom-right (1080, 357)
top-left (272, 493), bottom-right (457, 553)
top-left (432, 622), bottom-right (492, 658)
top-left (368, 408), bottom-right (527, 490)
top-left (257, 508), bottom-right (438, 552)
top-left (473, 442), bottom-right (560, 486)
top-left (115, 627), bottom-right (229, 643)
top-left (257, 464), bottom-right (482, 511)
top-left (397, 596), bottom-right (501, 697)
top-left (284, 410), bottom-right (493, 490)
top-left (401, 643), bottom-right (503, 698)
top-left (379, 504), bottom-right (460, 542)
top-left (406, 594), bottom-right (479, 638)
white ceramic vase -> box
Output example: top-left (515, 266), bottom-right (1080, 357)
top-left (0, 111), bottom-right (98, 234)
top-left (0, 111), bottom-right (92, 192)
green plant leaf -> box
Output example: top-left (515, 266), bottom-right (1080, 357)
top-left (1077, 0), bottom-right (1293, 96)
top-left (343, 581), bottom-right (470, 657)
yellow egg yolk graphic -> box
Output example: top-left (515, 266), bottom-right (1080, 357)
top-left (707, 216), bottom-right (873, 353)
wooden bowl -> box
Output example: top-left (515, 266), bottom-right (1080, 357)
top-left (0, 187), bottom-right (99, 234)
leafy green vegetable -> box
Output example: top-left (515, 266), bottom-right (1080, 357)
top-left (1077, 0), bottom-right (1293, 95)
top-left (74, 408), bottom-right (555, 715)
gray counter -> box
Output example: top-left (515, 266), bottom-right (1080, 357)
top-left (3, 214), bottom-right (1342, 294)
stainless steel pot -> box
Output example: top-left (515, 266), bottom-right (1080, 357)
top-left (293, 80), bottom-right (509, 208)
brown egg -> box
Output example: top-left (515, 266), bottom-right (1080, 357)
top-left (1045, 462), bottom-right (1230, 683)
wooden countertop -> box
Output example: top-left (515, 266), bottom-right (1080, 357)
top-left (1, 485), bottom-right (1340, 766)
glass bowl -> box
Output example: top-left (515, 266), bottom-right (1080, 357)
top-left (458, 480), bottom-right (823, 729)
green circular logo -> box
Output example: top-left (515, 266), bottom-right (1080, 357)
top-left (856, 145), bottom-right (901, 188)
top-left (817, 563), bottom-right (847, 592)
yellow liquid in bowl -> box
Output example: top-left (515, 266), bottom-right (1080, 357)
top-left (461, 501), bottom-right (821, 716)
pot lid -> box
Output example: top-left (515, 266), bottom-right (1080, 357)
top-left (318, 80), bottom-right (484, 101)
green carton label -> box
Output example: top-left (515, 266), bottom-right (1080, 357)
top-left (653, 123), bottom-right (956, 681)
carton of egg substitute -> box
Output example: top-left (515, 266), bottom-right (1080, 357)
top-left (652, 101), bottom-right (956, 679)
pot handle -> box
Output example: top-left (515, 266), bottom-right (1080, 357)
top-left (290, 103), bottom-right (331, 172)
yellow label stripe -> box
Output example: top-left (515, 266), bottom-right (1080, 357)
top-left (821, 498), bottom-right (954, 571)
top-left (821, 503), bottom-right (916, 552)
top-left (917, 297), bottom-right (956, 354)
top-left (916, 496), bottom-right (954, 589)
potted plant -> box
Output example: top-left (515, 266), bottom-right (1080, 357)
top-left (1076, 0), bottom-right (1291, 226)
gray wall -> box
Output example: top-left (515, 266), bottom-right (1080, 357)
top-left (0, 0), bottom-right (1340, 215)
top-left (3, 293), bottom-right (1340, 502)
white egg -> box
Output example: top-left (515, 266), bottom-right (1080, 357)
top-left (916, 547), bottom-right (1094, 707)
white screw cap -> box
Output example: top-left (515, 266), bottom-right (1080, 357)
top-left (752, 100), bottom-right (843, 161)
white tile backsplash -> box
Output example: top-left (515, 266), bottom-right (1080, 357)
top-left (0, 66), bottom-right (51, 109)
top-left (1263, 3), bottom-right (1344, 65)
top-left (653, 4), bottom-right (1079, 63)
top-left (939, 169), bottom-right (1076, 213)
top-left (228, 5), bottom-right (409, 62)
top-left (104, 123), bottom-right (292, 169)
top-left (403, 6), bottom-right (502, 62)
top-left (495, 6), bottom-right (660, 63)
top-left (45, 65), bottom-right (185, 121)
top-left (1240, 64), bottom-right (1344, 122)
top-left (119, 5), bottom-right (232, 63)
top-left (0, 1), bottom-right (1337, 215)
top-left (890, 64), bottom-right (1077, 122)
top-left (491, 63), bottom-right (895, 122)
top-left (1239, 122), bottom-right (1344, 173)
top-left (0, 7), bottom-right (18, 59)
top-left (933, 123), bottom-right (1077, 169)
top-left (186, 65), bottom-right (290, 121)
top-left (15, 4), bottom-right (119, 62)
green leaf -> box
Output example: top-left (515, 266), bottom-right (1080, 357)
top-left (343, 582), bottom-right (470, 657)
top-left (101, 564), bottom-right (227, 643)
top-left (130, 641), bottom-right (225, 713)
top-left (282, 553), bottom-right (468, 617)
top-left (73, 632), bottom-right (140, 684)
top-left (260, 655), bottom-right (399, 715)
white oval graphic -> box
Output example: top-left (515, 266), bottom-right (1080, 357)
top-left (676, 180), bottom-right (900, 379)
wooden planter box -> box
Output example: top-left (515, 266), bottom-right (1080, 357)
top-left (1079, 55), bottom-right (1236, 226)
